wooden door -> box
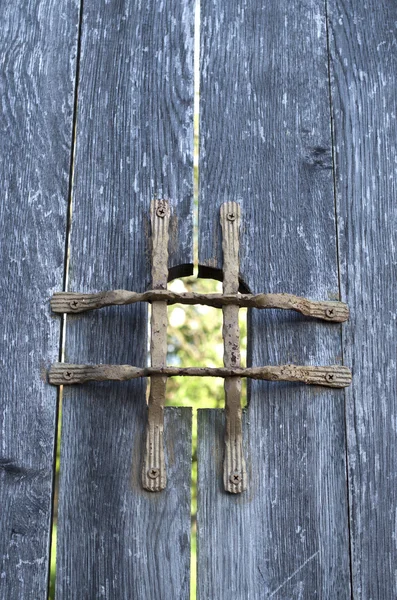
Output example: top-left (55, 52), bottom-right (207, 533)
top-left (1, 1), bottom-right (396, 599)
top-left (197, 1), bottom-right (397, 598)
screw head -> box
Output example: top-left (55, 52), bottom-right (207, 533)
top-left (325, 373), bottom-right (335, 383)
top-left (230, 471), bottom-right (242, 485)
top-left (156, 205), bottom-right (167, 218)
top-left (63, 371), bottom-right (73, 381)
top-left (325, 308), bottom-right (335, 318)
top-left (147, 467), bottom-right (160, 480)
top-left (227, 212), bottom-right (236, 222)
top-left (69, 300), bottom-right (81, 311)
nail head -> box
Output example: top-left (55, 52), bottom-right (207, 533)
top-left (230, 471), bottom-right (242, 485)
top-left (156, 206), bottom-right (166, 218)
top-left (147, 468), bottom-right (160, 479)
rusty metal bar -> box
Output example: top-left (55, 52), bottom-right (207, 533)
top-left (48, 200), bottom-right (352, 494)
top-left (49, 363), bottom-right (352, 387)
top-left (50, 290), bottom-right (349, 322)
top-left (142, 199), bottom-right (170, 492)
top-left (220, 202), bottom-right (246, 493)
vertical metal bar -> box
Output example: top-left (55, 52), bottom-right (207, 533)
top-left (220, 202), bottom-right (246, 493)
top-left (142, 199), bottom-right (170, 491)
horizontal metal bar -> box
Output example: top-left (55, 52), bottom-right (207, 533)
top-left (51, 290), bottom-right (349, 322)
top-left (49, 363), bottom-right (352, 388)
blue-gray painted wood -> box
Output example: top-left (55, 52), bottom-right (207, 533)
top-left (197, 1), bottom-right (351, 597)
top-left (328, 1), bottom-right (397, 597)
top-left (56, 1), bottom-right (194, 598)
top-left (0, 2), bottom-right (80, 598)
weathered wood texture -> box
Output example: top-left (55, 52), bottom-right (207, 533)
top-left (57, 404), bottom-right (192, 598)
top-left (198, 1), bottom-right (351, 597)
top-left (328, 1), bottom-right (397, 597)
top-left (56, 0), bottom-right (194, 597)
top-left (0, 2), bottom-right (79, 598)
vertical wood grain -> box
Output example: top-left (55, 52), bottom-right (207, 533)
top-left (198, 1), bottom-right (351, 597)
top-left (328, 1), bottom-right (397, 597)
top-left (56, 0), bottom-right (194, 597)
top-left (0, 1), bottom-right (80, 597)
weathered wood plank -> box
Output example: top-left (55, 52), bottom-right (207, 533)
top-left (328, 1), bottom-right (397, 597)
top-left (0, 1), bottom-right (80, 597)
top-left (57, 402), bottom-right (192, 598)
top-left (198, 1), bottom-right (351, 597)
top-left (56, 0), bottom-right (194, 597)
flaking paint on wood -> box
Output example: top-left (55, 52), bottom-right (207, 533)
top-left (0, 1), bottom-right (80, 597)
top-left (56, 0), bottom-right (194, 597)
top-left (328, 1), bottom-right (397, 597)
top-left (197, 1), bottom-right (351, 597)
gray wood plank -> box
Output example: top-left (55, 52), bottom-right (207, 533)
top-left (328, 1), bottom-right (397, 597)
top-left (197, 1), bottom-right (351, 597)
top-left (0, 1), bottom-right (80, 598)
top-left (56, 1), bottom-right (194, 598)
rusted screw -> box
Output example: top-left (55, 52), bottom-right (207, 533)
top-left (63, 371), bottom-right (73, 381)
top-left (230, 471), bottom-right (242, 485)
top-left (69, 300), bottom-right (81, 311)
top-left (147, 467), bottom-right (160, 480)
top-left (156, 206), bottom-right (166, 218)
top-left (325, 373), bottom-right (335, 383)
top-left (325, 308), bottom-right (335, 318)
top-left (227, 212), bottom-right (236, 222)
